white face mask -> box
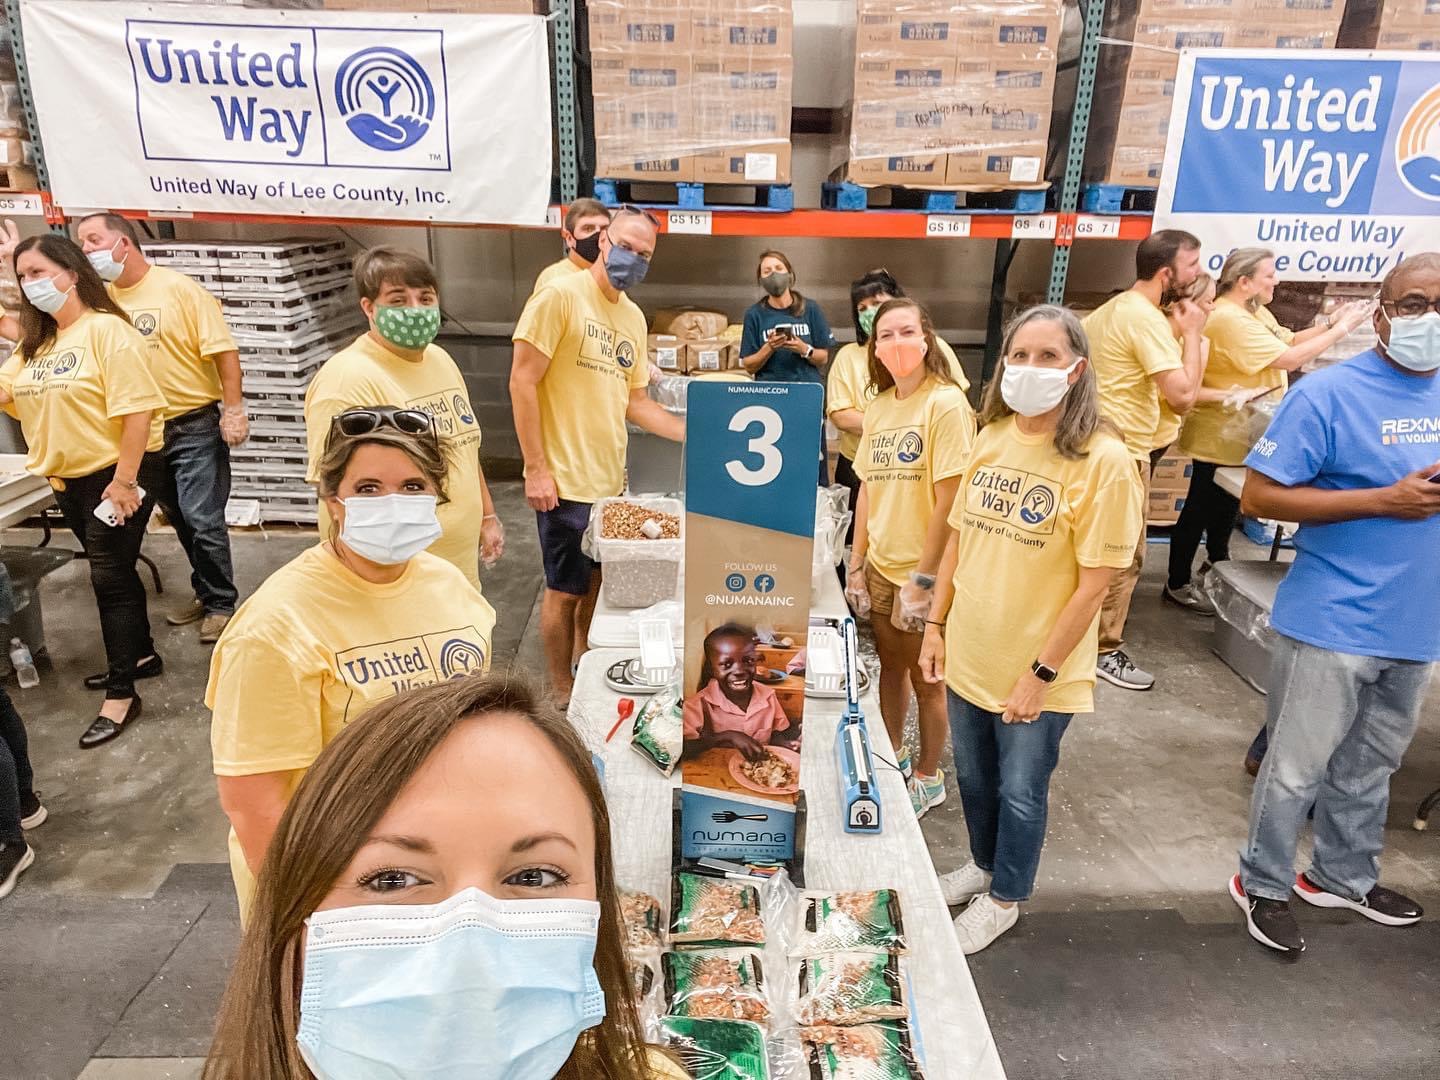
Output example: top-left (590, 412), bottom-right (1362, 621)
top-left (87, 240), bottom-right (127, 283)
top-left (22, 274), bottom-right (73, 315)
top-left (1383, 310), bottom-right (1440, 373)
top-left (338, 493), bottom-right (441, 565)
top-left (1001, 358), bottom-right (1083, 417)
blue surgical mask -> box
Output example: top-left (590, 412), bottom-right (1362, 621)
top-left (298, 887), bottom-right (606, 1080)
top-left (22, 275), bottom-right (72, 315)
top-left (603, 242), bottom-right (649, 291)
top-left (1383, 310), bottom-right (1440, 373)
top-left (87, 241), bottom-right (127, 283)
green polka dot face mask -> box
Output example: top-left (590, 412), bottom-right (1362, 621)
top-left (375, 304), bottom-right (441, 350)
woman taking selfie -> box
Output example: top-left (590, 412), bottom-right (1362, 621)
top-left (920, 305), bottom-right (1143, 954)
top-left (846, 298), bottom-right (975, 820)
top-left (204, 676), bottom-right (685, 1080)
top-left (208, 409), bottom-right (496, 917)
top-left (0, 235), bottom-right (167, 749)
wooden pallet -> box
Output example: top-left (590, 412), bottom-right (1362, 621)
top-left (0, 165), bottom-right (38, 193)
top-left (594, 178), bottom-right (794, 212)
top-left (821, 182), bottom-right (1048, 214)
top-left (1080, 184), bottom-right (1158, 215)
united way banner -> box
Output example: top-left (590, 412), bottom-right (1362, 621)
top-left (1155, 50), bottom-right (1440, 281)
top-left (20, 1), bottom-right (551, 224)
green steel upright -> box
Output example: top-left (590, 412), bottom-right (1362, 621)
top-left (551, 0), bottom-right (579, 204)
top-left (1047, 0), bottom-right (1106, 303)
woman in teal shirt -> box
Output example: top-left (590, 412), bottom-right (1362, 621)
top-left (739, 249), bottom-right (833, 385)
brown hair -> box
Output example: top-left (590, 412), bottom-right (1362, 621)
top-left (315, 424), bottom-right (451, 505)
top-left (865, 298), bottom-right (957, 395)
top-left (1217, 247), bottom-right (1275, 312)
top-left (76, 211), bottom-right (143, 249)
top-left (203, 675), bottom-right (656, 1080)
top-left (756, 249), bottom-right (806, 317)
top-left (980, 304), bottom-right (1114, 461)
top-left (13, 234), bottom-right (132, 359)
top-left (564, 197), bottom-right (611, 234)
top-left (1162, 272), bottom-right (1216, 316)
top-left (353, 246), bottom-right (439, 302)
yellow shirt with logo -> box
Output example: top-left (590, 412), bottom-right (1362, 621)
top-left (305, 333), bottom-right (487, 591)
top-left (108, 265), bottom-right (235, 420)
top-left (1083, 291), bottom-right (1182, 461)
top-left (945, 418), bottom-right (1143, 714)
top-left (207, 543), bottom-right (496, 915)
top-left (0, 311), bottom-right (166, 478)
top-left (513, 268), bottom-right (649, 503)
top-left (534, 256), bottom-right (584, 293)
top-left (827, 339), bottom-right (970, 462)
top-left (857, 377), bottom-right (976, 587)
top-left (1180, 298), bottom-right (1294, 466)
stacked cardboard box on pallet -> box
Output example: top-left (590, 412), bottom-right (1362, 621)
top-left (321, 1), bottom-right (537, 11)
top-left (1340, 0), bottom-right (1440, 48)
top-left (1149, 451), bottom-right (1193, 526)
top-left (144, 239), bottom-right (362, 525)
top-left (844, 0), bottom-right (1063, 188)
top-left (589, 1), bottom-right (794, 184)
top-left (1086, 0), bottom-right (1346, 187)
top-left (0, 27), bottom-right (35, 190)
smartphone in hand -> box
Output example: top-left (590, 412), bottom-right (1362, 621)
top-left (94, 486), bottom-right (146, 527)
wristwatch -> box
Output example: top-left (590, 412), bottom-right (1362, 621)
top-left (803, 343), bottom-right (814, 359)
top-left (1030, 660), bottom-right (1058, 683)
top-left (911, 572), bottom-right (937, 589)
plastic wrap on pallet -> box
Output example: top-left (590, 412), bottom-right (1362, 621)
top-left (844, 0), bottom-right (1063, 190)
top-left (588, 0), bottom-right (794, 184)
top-left (1202, 564), bottom-right (1278, 650)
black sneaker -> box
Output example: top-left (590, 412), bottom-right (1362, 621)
top-left (0, 841), bottom-right (33, 899)
top-left (1230, 873), bottom-right (1305, 953)
top-left (19, 791), bottom-right (45, 830)
top-left (1294, 873), bottom-right (1424, 927)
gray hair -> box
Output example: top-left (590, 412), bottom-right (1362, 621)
top-left (980, 304), bottom-right (1109, 460)
top-left (1218, 247), bottom-right (1275, 311)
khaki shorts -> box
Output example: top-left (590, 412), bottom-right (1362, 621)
top-left (865, 562), bottom-right (921, 633)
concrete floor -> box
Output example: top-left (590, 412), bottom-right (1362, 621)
top-left (1, 488), bottom-right (1436, 1079)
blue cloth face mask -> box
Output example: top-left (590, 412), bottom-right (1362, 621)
top-left (603, 242), bottom-right (649, 291)
top-left (22, 275), bottom-right (72, 315)
top-left (87, 241), bottom-right (127, 283)
top-left (1383, 310), bottom-right (1440, 373)
top-left (298, 887), bottom-right (606, 1080)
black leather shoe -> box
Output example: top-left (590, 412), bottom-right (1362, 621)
top-left (78, 697), bottom-right (142, 749)
top-left (83, 654), bottom-right (163, 691)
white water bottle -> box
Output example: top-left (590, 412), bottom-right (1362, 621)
top-left (9, 638), bottom-right (38, 689)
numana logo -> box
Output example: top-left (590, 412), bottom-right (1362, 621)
top-left (335, 46), bottom-right (435, 152)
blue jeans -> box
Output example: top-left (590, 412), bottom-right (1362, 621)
top-left (947, 691), bottom-right (1072, 903)
top-left (1240, 633), bottom-right (1433, 902)
top-left (157, 404), bottom-right (237, 614)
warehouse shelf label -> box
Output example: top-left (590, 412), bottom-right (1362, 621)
top-left (1074, 215), bottom-right (1121, 240)
top-left (0, 194), bottom-right (44, 216)
top-left (667, 211), bottom-right (712, 235)
top-left (925, 215), bottom-right (972, 238)
top-left (544, 206), bottom-right (562, 229)
top-left (1009, 214), bottom-right (1057, 239)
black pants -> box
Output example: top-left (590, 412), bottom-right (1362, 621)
top-left (0, 687), bottom-right (33, 844)
top-left (834, 453), bottom-right (860, 547)
top-left (54, 455), bottom-right (165, 698)
top-left (1167, 460), bottom-right (1239, 589)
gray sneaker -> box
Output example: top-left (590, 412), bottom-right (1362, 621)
top-left (1164, 583), bottom-right (1217, 616)
top-left (1096, 649), bottom-right (1155, 691)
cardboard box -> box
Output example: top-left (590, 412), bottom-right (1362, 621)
top-left (1148, 489), bottom-right (1186, 525)
top-left (691, 57), bottom-right (792, 95)
top-left (855, 3), bottom-right (970, 53)
top-left (684, 338), bottom-right (739, 373)
top-left (1095, 143), bottom-right (1166, 186)
top-left (955, 56), bottom-right (1057, 96)
top-left (854, 55), bottom-right (960, 93)
top-left (651, 307), bottom-right (730, 340)
top-left (692, 5), bottom-right (793, 55)
top-left (591, 52), bottom-right (690, 94)
top-left (589, 1), bottom-right (691, 52)
top-left (950, 10), bottom-right (1064, 53)
top-left (593, 151), bottom-right (694, 182)
top-left (946, 142), bottom-right (1047, 186)
top-left (648, 334), bottom-right (684, 372)
top-left (1152, 453), bottom-right (1194, 485)
top-left (692, 142), bottom-right (792, 183)
top-left (425, 0), bottom-right (535, 10)
top-left (843, 152), bottom-right (951, 186)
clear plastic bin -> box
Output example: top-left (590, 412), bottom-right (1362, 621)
top-left (592, 496), bottom-right (685, 609)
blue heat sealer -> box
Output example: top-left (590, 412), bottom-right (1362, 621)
top-left (835, 616), bottom-right (881, 834)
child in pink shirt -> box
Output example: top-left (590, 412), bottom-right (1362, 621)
top-left (683, 625), bottom-right (795, 761)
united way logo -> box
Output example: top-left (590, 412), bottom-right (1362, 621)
top-left (335, 46), bottom-right (436, 152)
top-left (1018, 484), bottom-right (1056, 525)
top-left (452, 393), bottom-right (475, 426)
top-left (615, 339), bottom-right (636, 369)
top-left (133, 312), bottom-right (158, 337)
top-left (51, 351), bottom-right (79, 377)
top-left (438, 638), bottom-right (486, 679)
top-left (897, 431), bottom-right (924, 464)
top-left (1396, 83), bottom-right (1440, 201)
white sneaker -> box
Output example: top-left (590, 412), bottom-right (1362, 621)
top-left (953, 893), bottom-right (1018, 954)
top-left (939, 861), bottom-right (993, 906)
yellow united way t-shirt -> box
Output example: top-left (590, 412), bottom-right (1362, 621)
top-left (0, 310), bottom-right (166, 478)
top-left (945, 418), bottom-right (1143, 714)
top-left (305, 332), bottom-right (487, 591)
top-left (827, 339), bottom-right (970, 462)
top-left (207, 543), bottom-right (496, 915)
top-left (109, 265), bottom-right (235, 419)
top-left (1083, 291), bottom-right (1182, 461)
top-left (513, 268), bottom-right (649, 503)
top-left (857, 377), bottom-right (976, 586)
top-left (1181, 298), bottom-right (1294, 466)
top-left (533, 256), bottom-right (584, 293)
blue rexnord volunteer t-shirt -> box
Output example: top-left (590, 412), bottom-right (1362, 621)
top-left (1245, 349), bottom-right (1440, 662)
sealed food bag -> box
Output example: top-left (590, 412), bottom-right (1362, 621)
top-left (796, 953), bottom-right (907, 1026)
top-left (629, 947), bottom-right (664, 1025)
top-left (621, 889), bottom-right (665, 951)
top-left (663, 948), bottom-right (770, 1025)
top-left (801, 1022), bottom-right (926, 1079)
top-left (631, 686), bottom-right (683, 776)
top-left (794, 891), bottom-right (907, 957)
top-left (670, 872), bottom-right (767, 949)
top-left (658, 1016), bottom-right (770, 1080)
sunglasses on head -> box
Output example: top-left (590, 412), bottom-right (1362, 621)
top-left (329, 406), bottom-right (437, 443)
top-left (615, 203), bottom-right (662, 229)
